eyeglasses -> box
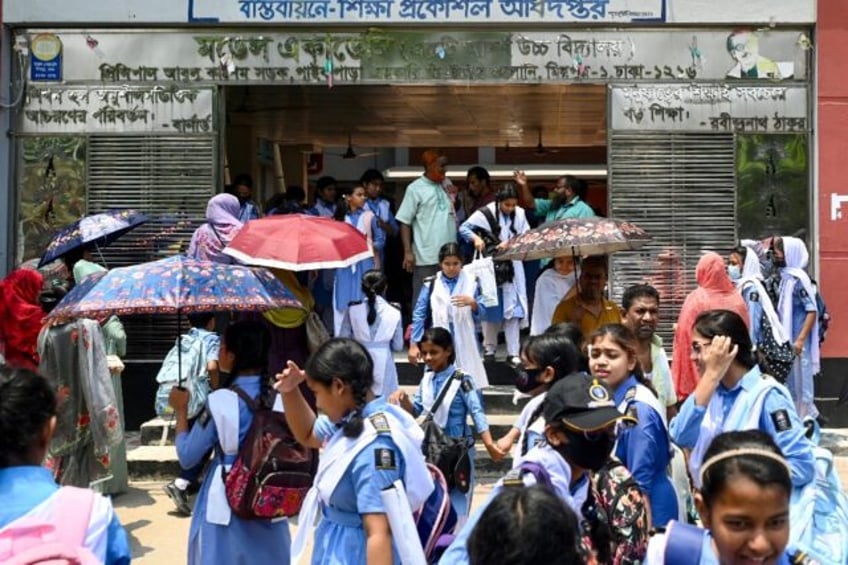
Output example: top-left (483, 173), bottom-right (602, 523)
top-left (691, 341), bottom-right (712, 355)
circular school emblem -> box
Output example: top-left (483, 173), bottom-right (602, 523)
top-left (589, 382), bottom-right (609, 402)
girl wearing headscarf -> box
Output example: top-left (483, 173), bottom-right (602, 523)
top-left (672, 252), bottom-right (749, 401)
top-left (187, 194), bottom-right (244, 265)
top-left (728, 244), bottom-right (787, 348)
top-left (773, 236), bottom-right (819, 420)
top-left (0, 269), bottom-right (45, 371)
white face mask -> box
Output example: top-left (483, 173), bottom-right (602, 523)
top-left (727, 264), bottom-right (742, 280)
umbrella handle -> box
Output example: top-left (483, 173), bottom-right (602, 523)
top-left (177, 310), bottom-right (183, 388)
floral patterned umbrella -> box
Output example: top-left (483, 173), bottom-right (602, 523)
top-left (47, 254), bottom-right (301, 321)
top-left (39, 209), bottom-right (149, 268)
top-left (494, 217), bottom-right (652, 261)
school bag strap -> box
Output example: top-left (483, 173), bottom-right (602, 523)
top-left (502, 460), bottom-right (554, 490)
top-left (421, 370), bottom-right (461, 424)
top-left (230, 385), bottom-right (259, 412)
top-left (663, 520), bottom-right (705, 564)
top-left (479, 206), bottom-right (501, 239)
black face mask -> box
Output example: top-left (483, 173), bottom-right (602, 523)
top-left (514, 366), bottom-right (546, 394)
top-left (553, 428), bottom-right (615, 472)
top-left (773, 259), bottom-right (787, 269)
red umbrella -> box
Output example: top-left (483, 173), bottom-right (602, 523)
top-left (223, 214), bottom-right (373, 271)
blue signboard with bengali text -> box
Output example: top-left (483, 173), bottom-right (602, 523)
top-left (188, 0), bottom-right (665, 23)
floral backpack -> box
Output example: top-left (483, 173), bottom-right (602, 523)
top-left (582, 458), bottom-right (650, 565)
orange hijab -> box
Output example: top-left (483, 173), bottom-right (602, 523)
top-left (671, 252), bottom-right (750, 399)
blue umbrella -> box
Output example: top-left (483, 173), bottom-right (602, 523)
top-left (47, 255), bottom-right (301, 320)
top-left (47, 255), bottom-right (302, 386)
top-left (39, 209), bottom-right (149, 268)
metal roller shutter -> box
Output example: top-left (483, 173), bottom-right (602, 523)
top-left (608, 131), bottom-right (736, 349)
top-left (87, 134), bottom-right (217, 360)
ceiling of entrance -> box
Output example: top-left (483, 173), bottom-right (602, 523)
top-left (226, 84), bottom-right (607, 150)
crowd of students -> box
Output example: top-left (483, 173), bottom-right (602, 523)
top-left (0, 150), bottom-right (841, 564)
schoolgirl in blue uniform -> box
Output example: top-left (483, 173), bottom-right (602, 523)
top-left (390, 327), bottom-right (502, 519)
top-left (0, 366), bottom-right (131, 564)
top-left (589, 323), bottom-right (679, 528)
top-left (494, 331), bottom-right (581, 463)
top-left (669, 309), bottom-right (814, 492)
top-left (332, 185), bottom-right (379, 336)
top-left (646, 430), bottom-right (813, 564)
top-left (407, 242), bottom-right (488, 388)
top-left (171, 321), bottom-right (290, 565)
top-left (276, 338), bottom-right (433, 564)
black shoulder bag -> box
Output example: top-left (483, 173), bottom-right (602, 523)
top-left (478, 207), bottom-right (514, 285)
top-left (419, 371), bottom-right (473, 493)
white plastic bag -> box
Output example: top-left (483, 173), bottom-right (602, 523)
top-left (464, 251), bottom-right (498, 308)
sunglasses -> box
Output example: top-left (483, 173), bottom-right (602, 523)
top-left (691, 340), bottom-right (712, 355)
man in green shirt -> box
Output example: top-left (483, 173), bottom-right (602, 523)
top-left (396, 149), bottom-right (458, 302)
top-left (514, 171), bottom-right (595, 225)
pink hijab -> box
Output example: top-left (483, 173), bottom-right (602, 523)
top-left (672, 252), bottom-right (750, 399)
top-left (187, 193), bottom-right (243, 264)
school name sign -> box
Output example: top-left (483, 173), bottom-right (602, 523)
top-left (189, 0), bottom-right (664, 23)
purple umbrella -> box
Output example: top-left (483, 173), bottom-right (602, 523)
top-left (39, 209), bottom-right (149, 268)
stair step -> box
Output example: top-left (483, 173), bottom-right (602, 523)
top-left (140, 417), bottom-right (177, 446)
top-left (127, 445), bottom-right (182, 478)
top-left (397, 360), bottom-right (521, 388)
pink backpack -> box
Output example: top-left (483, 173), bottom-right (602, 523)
top-left (0, 487), bottom-right (99, 564)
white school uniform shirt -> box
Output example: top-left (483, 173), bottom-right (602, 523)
top-left (343, 297), bottom-right (403, 396)
top-left (462, 202), bottom-right (530, 324)
top-left (530, 268), bottom-right (577, 335)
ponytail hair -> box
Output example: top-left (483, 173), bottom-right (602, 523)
top-left (305, 338), bottom-right (374, 438)
top-left (589, 324), bottom-right (658, 398)
top-left (360, 269), bottom-right (388, 326)
top-left (333, 186), bottom-right (353, 222)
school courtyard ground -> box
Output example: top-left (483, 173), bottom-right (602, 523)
top-left (113, 431), bottom-right (848, 563)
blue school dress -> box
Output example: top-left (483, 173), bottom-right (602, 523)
top-left (0, 466), bottom-right (131, 564)
top-left (614, 375), bottom-right (678, 528)
top-left (310, 397), bottom-right (406, 564)
top-left (175, 375), bottom-right (291, 565)
top-left (412, 364), bottom-right (489, 517)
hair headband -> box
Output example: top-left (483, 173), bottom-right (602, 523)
top-left (699, 448), bottom-right (791, 487)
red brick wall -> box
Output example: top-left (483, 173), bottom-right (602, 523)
top-left (818, 0), bottom-right (848, 358)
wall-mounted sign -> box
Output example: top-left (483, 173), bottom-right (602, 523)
top-left (24, 29), bottom-right (809, 86)
top-left (189, 0), bottom-right (665, 24)
top-left (21, 86), bottom-right (216, 134)
top-left (610, 84), bottom-right (809, 132)
top-left (30, 34), bottom-right (63, 82)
